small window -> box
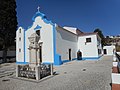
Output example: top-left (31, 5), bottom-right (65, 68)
top-left (19, 48), bottom-right (21, 52)
top-left (19, 29), bottom-right (21, 33)
top-left (86, 38), bottom-right (91, 43)
top-left (36, 30), bottom-right (40, 36)
top-left (19, 37), bottom-right (21, 41)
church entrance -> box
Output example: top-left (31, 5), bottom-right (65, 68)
top-left (39, 46), bottom-right (42, 62)
top-left (69, 49), bottom-right (71, 60)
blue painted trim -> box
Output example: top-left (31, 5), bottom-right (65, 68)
top-left (54, 54), bottom-right (62, 65)
top-left (42, 62), bottom-right (53, 64)
top-left (32, 11), bottom-right (54, 25)
top-left (26, 11), bottom-right (54, 31)
top-left (62, 58), bottom-right (77, 64)
top-left (62, 60), bottom-right (71, 63)
top-left (53, 24), bottom-right (62, 65)
top-left (59, 58), bottom-right (76, 64)
top-left (43, 18), bottom-right (53, 25)
top-left (27, 24), bottom-right (33, 30)
top-left (17, 11), bottom-right (61, 65)
top-left (81, 56), bottom-right (101, 60)
top-left (32, 11), bottom-right (45, 21)
top-left (16, 62), bottom-right (29, 65)
top-left (34, 25), bottom-right (41, 30)
top-left (82, 57), bottom-right (99, 59)
top-left (72, 58), bottom-right (77, 60)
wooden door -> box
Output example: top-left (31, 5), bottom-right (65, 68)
top-left (69, 49), bottom-right (71, 60)
top-left (39, 46), bottom-right (42, 62)
top-left (104, 49), bottom-right (107, 54)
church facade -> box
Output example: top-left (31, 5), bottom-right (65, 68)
top-left (16, 9), bottom-right (102, 65)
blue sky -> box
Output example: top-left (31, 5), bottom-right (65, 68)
top-left (16, 0), bottom-right (120, 36)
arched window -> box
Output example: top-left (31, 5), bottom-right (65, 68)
top-left (19, 28), bottom-right (21, 33)
top-left (19, 48), bottom-right (21, 52)
top-left (36, 30), bottom-right (40, 36)
top-left (19, 37), bottom-right (21, 41)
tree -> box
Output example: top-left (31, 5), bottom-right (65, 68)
top-left (0, 0), bottom-right (17, 62)
top-left (94, 28), bottom-right (106, 46)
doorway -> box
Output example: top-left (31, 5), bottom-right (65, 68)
top-left (104, 49), bottom-right (107, 54)
top-left (39, 46), bottom-right (42, 62)
top-left (69, 49), bottom-right (71, 60)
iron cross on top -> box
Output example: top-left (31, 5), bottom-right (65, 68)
top-left (37, 6), bottom-right (40, 12)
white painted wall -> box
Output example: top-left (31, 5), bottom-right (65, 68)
top-left (117, 52), bottom-right (120, 55)
top-left (63, 26), bottom-right (77, 34)
top-left (56, 26), bottom-right (78, 60)
top-left (113, 62), bottom-right (118, 67)
top-left (112, 73), bottom-right (120, 84)
top-left (16, 27), bottom-right (24, 62)
top-left (97, 36), bottom-right (102, 56)
top-left (103, 45), bottom-right (115, 55)
top-left (78, 35), bottom-right (99, 58)
top-left (25, 16), bottom-right (54, 63)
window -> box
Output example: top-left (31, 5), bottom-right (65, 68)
top-left (19, 37), bottom-right (21, 41)
top-left (86, 38), bottom-right (91, 43)
top-left (19, 29), bottom-right (21, 33)
top-left (36, 30), bottom-right (40, 36)
top-left (19, 48), bottom-right (21, 52)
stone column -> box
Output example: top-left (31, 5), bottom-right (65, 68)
top-left (51, 63), bottom-right (53, 75)
top-left (35, 66), bottom-right (40, 80)
top-left (16, 65), bottom-right (19, 77)
top-left (37, 49), bottom-right (40, 66)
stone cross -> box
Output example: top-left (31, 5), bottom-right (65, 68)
top-left (37, 6), bottom-right (40, 12)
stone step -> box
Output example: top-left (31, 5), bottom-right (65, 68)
top-left (112, 84), bottom-right (120, 90)
top-left (112, 67), bottom-right (119, 73)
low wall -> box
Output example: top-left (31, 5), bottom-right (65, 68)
top-left (0, 51), bottom-right (16, 63)
top-left (0, 51), bottom-right (3, 57)
top-left (117, 52), bottom-right (120, 55)
top-left (0, 51), bottom-right (16, 57)
top-left (7, 51), bottom-right (16, 56)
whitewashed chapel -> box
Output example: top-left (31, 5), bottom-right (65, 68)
top-left (16, 8), bottom-right (102, 65)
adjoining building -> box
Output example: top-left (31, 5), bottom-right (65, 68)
top-left (16, 9), bottom-right (102, 65)
top-left (103, 45), bottom-right (116, 55)
top-left (78, 32), bottom-right (102, 60)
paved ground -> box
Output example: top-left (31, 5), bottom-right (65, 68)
top-left (0, 56), bottom-right (113, 90)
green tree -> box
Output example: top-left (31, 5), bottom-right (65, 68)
top-left (0, 0), bottom-right (17, 62)
top-left (94, 28), bottom-right (106, 46)
top-left (104, 36), bottom-right (112, 45)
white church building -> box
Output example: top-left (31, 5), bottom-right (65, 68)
top-left (16, 9), bottom-right (102, 65)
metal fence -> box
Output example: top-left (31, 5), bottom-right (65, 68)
top-left (115, 53), bottom-right (120, 72)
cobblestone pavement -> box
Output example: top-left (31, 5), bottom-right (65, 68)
top-left (0, 56), bottom-right (112, 90)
